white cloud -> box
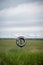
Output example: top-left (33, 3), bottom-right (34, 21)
top-left (0, 26), bottom-right (43, 38)
top-left (0, 3), bottom-right (43, 17)
top-left (0, 2), bottom-right (43, 38)
top-left (0, 26), bottom-right (43, 31)
top-left (0, 31), bottom-right (43, 38)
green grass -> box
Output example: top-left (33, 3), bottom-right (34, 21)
top-left (0, 40), bottom-right (43, 65)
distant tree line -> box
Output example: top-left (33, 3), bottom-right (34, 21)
top-left (0, 38), bottom-right (43, 40)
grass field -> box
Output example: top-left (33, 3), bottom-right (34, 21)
top-left (0, 39), bottom-right (43, 65)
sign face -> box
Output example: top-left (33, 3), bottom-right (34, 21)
top-left (16, 36), bottom-right (26, 47)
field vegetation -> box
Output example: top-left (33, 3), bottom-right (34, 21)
top-left (0, 39), bottom-right (43, 65)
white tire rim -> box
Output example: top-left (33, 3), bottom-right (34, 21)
top-left (16, 36), bottom-right (26, 47)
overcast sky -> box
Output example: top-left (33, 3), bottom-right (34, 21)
top-left (0, 0), bottom-right (43, 38)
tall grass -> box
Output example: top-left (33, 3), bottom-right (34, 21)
top-left (0, 50), bottom-right (43, 65)
top-left (0, 40), bottom-right (43, 65)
